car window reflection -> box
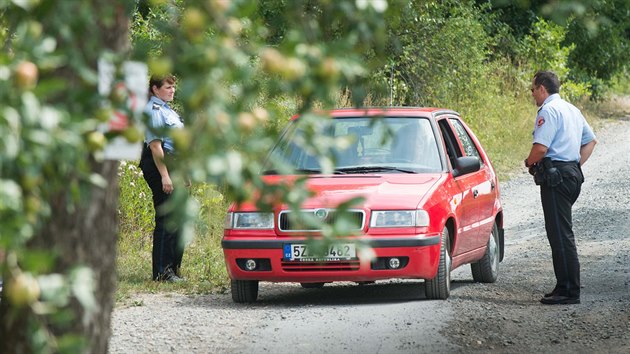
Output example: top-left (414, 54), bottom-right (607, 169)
top-left (264, 117), bottom-right (443, 174)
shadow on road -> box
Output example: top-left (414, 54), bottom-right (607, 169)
top-left (259, 279), bottom-right (473, 307)
top-left (257, 281), bottom-right (427, 306)
top-left (173, 278), bottom-right (471, 310)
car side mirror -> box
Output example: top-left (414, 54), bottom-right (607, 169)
top-left (452, 156), bottom-right (480, 177)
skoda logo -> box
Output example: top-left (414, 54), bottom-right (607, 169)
top-left (314, 208), bottom-right (328, 220)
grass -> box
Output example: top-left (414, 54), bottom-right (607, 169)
top-left (115, 230), bottom-right (229, 305)
top-left (115, 87), bottom-right (630, 304)
top-left (115, 162), bottom-right (230, 305)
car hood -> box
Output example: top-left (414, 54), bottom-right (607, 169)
top-left (263, 174), bottom-right (444, 210)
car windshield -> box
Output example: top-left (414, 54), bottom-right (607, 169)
top-left (263, 116), bottom-right (443, 174)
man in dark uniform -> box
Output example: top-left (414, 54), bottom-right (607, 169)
top-left (524, 71), bottom-right (597, 305)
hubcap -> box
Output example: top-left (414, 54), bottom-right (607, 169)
top-left (445, 232), bottom-right (452, 291)
top-left (489, 229), bottom-right (498, 272)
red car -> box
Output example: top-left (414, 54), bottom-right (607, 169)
top-left (222, 107), bottom-right (504, 302)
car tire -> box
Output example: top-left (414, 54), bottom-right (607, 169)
top-left (471, 221), bottom-right (500, 283)
top-left (425, 227), bottom-right (451, 300)
top-left (300, 282), bottom-right (325, 289)
top-left (231, 279), bottom-right (259, 303)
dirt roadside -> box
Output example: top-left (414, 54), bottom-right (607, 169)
top-left (445, 115), bottom-right (630, 353)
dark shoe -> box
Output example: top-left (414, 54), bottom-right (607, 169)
top-left (164, 274), bottom-right (184, 283)
top-left (157, 269), bottom-right (184, 283)
top-left (540, 295), bottom-right (580, 305)
top-left (544, 289), bottom-right (559, 298)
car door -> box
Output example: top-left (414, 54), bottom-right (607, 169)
top-left (448, 117), bottom-right (497, 250)
top-left (437, 117), bottom-right (481, 256)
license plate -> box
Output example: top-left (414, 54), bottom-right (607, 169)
top-left (283, 243), bottom-right (356, 261)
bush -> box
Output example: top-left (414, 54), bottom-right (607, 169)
top-left (518, 18), bottom-right (591, 102)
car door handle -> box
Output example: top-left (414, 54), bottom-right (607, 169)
top-left (473, 189), bottom-right (479, 198)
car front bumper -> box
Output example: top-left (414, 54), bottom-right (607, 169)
top-left (222, 235), bottom-right (442, 282)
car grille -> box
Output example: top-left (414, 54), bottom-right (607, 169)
top-left (281, 260), bottom-right (360, 272)
top-left (278, 209), bottom-right (365, 232)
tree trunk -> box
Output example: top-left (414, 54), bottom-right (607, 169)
top-left (0, 161), bottom-right (120, 353)
top-left (0, 1), bottom-right (131, 352)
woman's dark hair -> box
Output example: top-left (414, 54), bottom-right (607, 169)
top-left (149, 74), bottom-right (176, 97)
top-left (533, 71), bottom-right (560, 94)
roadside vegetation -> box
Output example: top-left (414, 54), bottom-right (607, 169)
top-left (115, 1), bottom-right (630, 301)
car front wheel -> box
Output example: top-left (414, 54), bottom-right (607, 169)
top-left (231, 279), bottom-right (259, 303)
top-left (471, 221), bottom-right (500, 283)
top-left (425, 227), bottom-right (451, 300)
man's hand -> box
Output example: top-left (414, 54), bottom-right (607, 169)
top-left (528, 165), bottom-right (536, 176)
top-left (162, 176), bottom-right (174, 194)
top-left (525, 159), bottom-right (537, 176)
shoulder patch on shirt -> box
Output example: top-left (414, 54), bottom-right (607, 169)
top-left (152, 103), bottom-right (160, 110)
top-left (536, 116), bottom-right (545, 127)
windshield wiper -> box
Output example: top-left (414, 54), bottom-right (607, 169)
top-left (262, 168), bottom-right (322, 175)
top-left (294, 168), bottom-right (322, 174)
top-left (263, 168), bottom-right (351, 175)
top-left (264, 167), bottom-right (416, 175)
top-left (335, 166), bottom-right (417, 174)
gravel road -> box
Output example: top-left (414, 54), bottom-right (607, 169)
top-left (109, 117), bottom-right (630, 354)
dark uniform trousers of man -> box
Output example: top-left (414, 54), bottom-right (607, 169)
top-left (540, 161), bottom-right (584, 298)
top-left (140, 145), bottom-right (183, 280)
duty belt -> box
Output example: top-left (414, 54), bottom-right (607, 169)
top-left (551, 160), bottom-right (579, 168)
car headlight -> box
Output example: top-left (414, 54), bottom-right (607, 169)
top-left (370, 210), bottom-right (429, 228)
top-left (225, 212), bottom-right (275, 229)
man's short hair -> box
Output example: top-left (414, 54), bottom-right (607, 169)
top-left (533, 71), bottom-right (560, 94)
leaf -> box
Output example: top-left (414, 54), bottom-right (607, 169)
top-left (70, 267), bottom-right (99, 325)
top-left (10, 0), bottom-right (40, 11)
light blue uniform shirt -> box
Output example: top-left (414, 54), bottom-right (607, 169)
top-left (144, 96), bottom-right (183, 154)
top-left (532, 93), bottom-right (596, 162)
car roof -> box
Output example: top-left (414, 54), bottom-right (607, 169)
top-left (290, 107), bottom-right (460, 120)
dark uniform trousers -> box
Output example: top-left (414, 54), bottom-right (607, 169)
top-left (140, 146), bottom-right (183, 280)
top-left (540, 162), bottom-right (583, 298)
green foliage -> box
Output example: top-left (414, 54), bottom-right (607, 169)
top-left (520, 19), bottom-right (572, 77)
top-left (117, 161), bottom-right (154, 237)
top-left (563, 0), bottom-right (630, 84)
top-left (610, 70), bottom-right (630, 95)
top-left (482, 0), bottom-right (630, 97)
top-left (518, 18), bottom-right (590, 101)
top-left (379, 0), bottom-right (492, 107)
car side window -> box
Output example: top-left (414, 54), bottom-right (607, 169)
top-left (449, 118), bottom-right (483, 165)
top-left (437, 119), bottom-right (462, 169)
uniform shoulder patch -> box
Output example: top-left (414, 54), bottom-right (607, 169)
top-left (537, 116), bottom-right (545, 127)
top-left (152, 103), bottom-right (160, 110)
